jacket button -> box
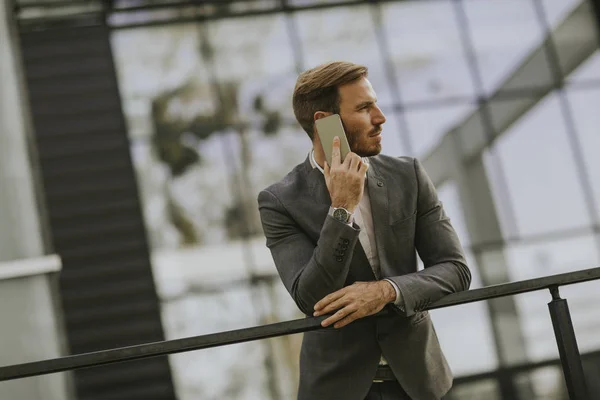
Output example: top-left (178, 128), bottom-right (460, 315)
top-left (377, 181), bottom-right (384, 187)
top-left (336, 256), bottom-right (343, 262)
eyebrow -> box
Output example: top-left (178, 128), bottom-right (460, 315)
top-left (355, 99), bottom-right (377, 110)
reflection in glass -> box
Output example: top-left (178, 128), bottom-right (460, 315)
top-left (293, 4), bottom-right (395, 106)
top-left (380, 0), bottom-right (475, 103)
top-left (404, 103), bottom-right (474, 157)
top-left (462, 0), bottom-right (554, 94)
top-left (488, 92), bottom-right (591, 237)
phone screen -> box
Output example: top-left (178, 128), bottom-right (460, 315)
top-left (315, 114), bottom-right (351, 166)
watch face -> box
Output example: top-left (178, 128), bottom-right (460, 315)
top-left (333, 208), bottom-right (349, 222)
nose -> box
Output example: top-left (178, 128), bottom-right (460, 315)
top-left (372, 105), bottom-right (386, 125)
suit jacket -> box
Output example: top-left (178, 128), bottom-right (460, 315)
top-left (257, 154), bottom-right (471, 400)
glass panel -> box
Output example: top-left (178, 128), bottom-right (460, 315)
top-left (445, 379), bottom-right (501, 400)
top-left (462, 0), bottom-right (554, 94)
top-left (430, 183), bottom-right (499, 376)
top-left (568, 51), bottom-right (600, 85)
top-left (487, 92), bottom-right (591, 237)
top-left (545, 0), bottom-right (600, 85)
top-left (504, 234), bottom-right (600, 361)
top-left (293, 5), bottom-right (395, 107)
top-left (482, 149), bottom-right (519, 239)
top-left (380, 0), bottom-right (476, 103)
top-left (514, 366), bottom-right (568, 400)
top-left (404, 103), bottom-right (474, 157)
top-left (289, 0), bottom-right (354, 6)
top-left (565, 88), bottom-right (600, 221)
top-left (163, 282), bottom-right (298, 400)
top-left (112, 15), bottom-right (304, 400)
top-left (543, 0), bottom-right (585, 27)
top-left (379, 110), bottom-right (410, 158)
top-left (584, 353), bottom-right (600, 399)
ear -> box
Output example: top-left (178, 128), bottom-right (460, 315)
top-left (313, 111), bottom-right (331, 121)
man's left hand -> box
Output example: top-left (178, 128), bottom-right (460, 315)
top-left (313, 281), bottom-right (396, 329)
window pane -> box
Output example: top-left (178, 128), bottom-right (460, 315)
top-left (113, 24), bottom-right (248, 250)
top-left (545, 0), bottom-right (600, 85)
top-left (289, 0), bottom-right (352, 6)
top-left (462, 0), bottom-right (554, 94)
top-left (293, 5), bottom-right (395, 106)
top-left (568, 51), bottom-right (600, 84)
top-left (514, 366), bottom-right (568, 399)
top-left (380, 0), bottom-right (476, 103)
top-left (488, 92), bottom-right (592, 237)
top-left (404, 103), bottom-right (474, 157)
top-left (505, 234), bottom-right (600, 361)
top-left (205, 15), bottom-right (311, 204)
top-left (379, 110), bottom-right (410, 158)
top-left (566, 88), bottom-right (600, 221)
top-left (431, 183), bottom-right (499, 376)
top-left (543, 0), bottom-right (585, 27)
top-left (446, 379), bottom-right (501, 400)
top-left (113, 16), bottom-right (304, 400)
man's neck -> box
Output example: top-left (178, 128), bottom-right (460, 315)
top-left (312, 144), bottom-right (326, 170)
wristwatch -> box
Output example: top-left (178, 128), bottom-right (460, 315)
top-left (330, 207), bottom-right (353, 224)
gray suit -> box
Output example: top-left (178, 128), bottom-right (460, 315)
top-left (257, 154), bottom-right (471, 400)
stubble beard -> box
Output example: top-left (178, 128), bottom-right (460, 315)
top-left (347, 126), bottom-right (383, 158)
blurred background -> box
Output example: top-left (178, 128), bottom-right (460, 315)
top-left (1, 0), bottom-right (600, 399)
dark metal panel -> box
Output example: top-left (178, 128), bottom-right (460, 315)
top-left (18, 23), bottom-right (176, 399)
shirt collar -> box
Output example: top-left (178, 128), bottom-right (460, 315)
top-left (309, 149), bottom-right (369, 175)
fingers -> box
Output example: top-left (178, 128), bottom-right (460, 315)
top-left (348, 153), bottom-right (362, 171)
top-left (321, 306), bottom-right (358, 328)
top-left (359, 161), bottom-right (369, 175)
top-left (314, 295), bottom-right (349, 316)
top-left (314, 288), bottom-right (346, 312)
top-left (332, 311), bottom-right (362, 329)
top-left (323, 160), bottom-right (330, 177)
top-left (330, 136), bottom-right (341, 166)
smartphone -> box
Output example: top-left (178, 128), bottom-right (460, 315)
top-left (315, 114), bottom-right (351, 166)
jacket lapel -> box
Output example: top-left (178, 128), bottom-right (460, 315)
top-left (365, 160), bottom-right (391, 275)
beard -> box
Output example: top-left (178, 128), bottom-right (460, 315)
top-left (345, 125), bottom-right (383, 157)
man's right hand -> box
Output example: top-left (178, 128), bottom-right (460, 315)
top-left (324, 137), bottom-right (368, 213)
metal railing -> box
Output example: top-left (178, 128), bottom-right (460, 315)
top-left (1, 266), bottom-right (599, 400)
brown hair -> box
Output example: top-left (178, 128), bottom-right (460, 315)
top-left (292, 61), bottom-right (368, 139)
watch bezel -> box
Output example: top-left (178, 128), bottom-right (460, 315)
top-left (332, 207), bottom-right (351, 223)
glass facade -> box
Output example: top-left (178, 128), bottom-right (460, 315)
top-left (109, 0), bottom-right (600, 399)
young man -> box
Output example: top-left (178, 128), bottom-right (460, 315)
top-left (257, 61), bottom-right (471, 400)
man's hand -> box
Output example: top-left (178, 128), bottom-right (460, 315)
top-left (324, 136), bottom-right (368, 213)
top-left (313, 281), bottom-right (396, 329)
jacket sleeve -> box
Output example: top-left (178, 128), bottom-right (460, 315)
top-left (257, 189), bottom-right (360, 315)
top-left (387, 158), bottom-right (472, 317)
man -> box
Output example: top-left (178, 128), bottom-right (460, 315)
top-left (257, 61), bottom-right (471, 400)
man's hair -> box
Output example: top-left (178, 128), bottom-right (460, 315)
top-left (292, 61), bottom-right (368, 139)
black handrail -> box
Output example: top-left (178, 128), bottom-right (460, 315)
top-left (1, 266), bottom-right (599, 398)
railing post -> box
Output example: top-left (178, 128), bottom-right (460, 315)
top-left (547, 286), bottom-right (589, 400)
